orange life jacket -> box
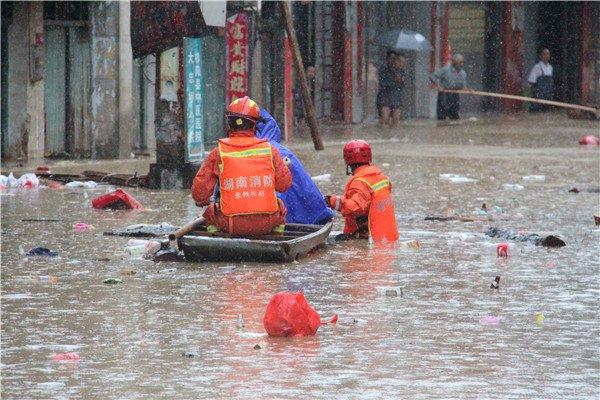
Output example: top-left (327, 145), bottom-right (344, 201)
top-left (343, 165), bottom-right (399, 242)
top-left (218, 137), bottom-right (279, 216)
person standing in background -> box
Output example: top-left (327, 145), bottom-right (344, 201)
top-left (430, 54), bottom-right (469, 120)
top-left (377, 51), bottom-right (406, 128)
top-left (527, 48), bottom-right (554, 112)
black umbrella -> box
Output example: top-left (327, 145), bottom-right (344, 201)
top-left (379, 29), bottom-right (433, 52)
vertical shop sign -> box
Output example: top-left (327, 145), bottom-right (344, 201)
top-left (183, 37), bottom-right (205, 162)
top-left (226, 13), bottom-right (249, 104)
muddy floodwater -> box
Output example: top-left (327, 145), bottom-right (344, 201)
top-left (2, 114), bottom-right (599, 399)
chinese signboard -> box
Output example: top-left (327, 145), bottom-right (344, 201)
top-left (130, 1), bottom-right (205, 58)
top-left (225, 13), bottom-right (249, 104)
top-left (222, 173), bottom-right (274, 202)
top-left (184, 37), bottom-right (205, 163)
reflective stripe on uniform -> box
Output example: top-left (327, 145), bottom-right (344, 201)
top-left (219, 147), bottom-right (272, 158)
top-left (355, 178), bottom-right (390, 192)
top-left (370, 179), bottom-right (390, 192)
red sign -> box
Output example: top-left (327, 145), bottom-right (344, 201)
top-left (226, 13), bottom-right (249, 104)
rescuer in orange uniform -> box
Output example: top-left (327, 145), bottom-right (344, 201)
top-left (191, 96), bottom-right (292, 236)
top-left (326, 139), bottom-right (399, 242)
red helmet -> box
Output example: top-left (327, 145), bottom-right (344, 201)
top-left (226, 96), bottom-right (260, 121)
top-left (343, 139), bottom-right (372, 165)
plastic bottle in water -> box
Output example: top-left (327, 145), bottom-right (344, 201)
top-left (125, 239), bottom-right (161, 259)
top-left (237, 314), bottom-right (245, 330)
top-left (399, 239), bottom-right (421, 250)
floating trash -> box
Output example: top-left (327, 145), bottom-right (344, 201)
top-left (543, 261), bottom-right (557, 269)
top-left (503, 183), bottom-right (524, 191)
top-left (26, 247), bottom-right (58, 257)
top-left (535, 312), bottom-right (545, 325)
top-left (490, 276), bottom-right (500, 289)
top-left (263, 291), bottom-right (322, 337)
top-left (439, 174), bottom-right (478, 183)
top-left (522, 175), bottom-right (545, 182)
top-left (65, 181), bottom-right (98, 189)
top-left (479, 316), bottom-right (501, 325)
top-left (377, 286), bottom-right (403, 297)
top-left (103, 278), bottom-right (123, 285)
top-left (36, 275), bottom-right (58, 285)
top-left (400, 239), bottom-right (421, 250)
top-left (311, 174), bottom-right (331, 183)
top-left (73, 222), bottom-right (89, 231)
top-left (496, 243), bottom-right (508, 257)
top-left (52, 352), bottom-right (80, 362)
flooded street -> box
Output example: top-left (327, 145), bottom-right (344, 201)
top-left (2, 114), bottom-right (599, 399)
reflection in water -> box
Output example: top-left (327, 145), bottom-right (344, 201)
top-left (1, 114), bottom-right (599, 398)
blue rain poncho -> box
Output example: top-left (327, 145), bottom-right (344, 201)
top-left (256, 110), bottom-right (334, 225)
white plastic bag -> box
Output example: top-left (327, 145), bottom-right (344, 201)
top-left (16, 173), bottom-right (39, 188)
top-left (439, 174), bottom-right (477, 183)
top-left (311, 174), bottom-right (331, 183)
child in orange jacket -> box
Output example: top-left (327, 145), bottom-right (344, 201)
top-left (326, 140), bottom-right (399, 242)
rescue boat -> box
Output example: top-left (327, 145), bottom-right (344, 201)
top-left (179, 222), bottom-right (332, 262)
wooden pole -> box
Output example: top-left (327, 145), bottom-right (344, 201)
top-left (280, 1), bottom-right (324, 151)
top-left (442, 89), bottom-right (600, 116)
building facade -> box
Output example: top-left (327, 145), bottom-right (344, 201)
top-left (1, 1), bottom-right (598, 166)
top-left (1, 1), bottom-right (155, 163)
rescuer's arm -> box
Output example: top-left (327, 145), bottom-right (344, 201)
top-left (328, 180), bottom-right (372, 217)
top-left (272, 147), bottom-right (292, 192)
top-left (191, 149), bottom-right (219, 206)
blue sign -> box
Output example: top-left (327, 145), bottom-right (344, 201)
top-left (183, 37), bottom-right (205, 163)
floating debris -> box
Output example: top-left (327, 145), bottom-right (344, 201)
top-left (503, 183), bottom-right (524, 191)
top-left (103, 278), bottom-right (123, 285)
top-left (490, 276), bottom-right (500, 289)
top-left (485, 227), bottom-right (566, 247)
top-left (104, 222), bottom-right (177, 238)
top-left (535, 312), bottom-right (545, 325)
top-left (479, 316), bottom-right (501, 325)
top-left (522, 175), bottom-right (545, 182)
top-left (496, 243), bottom-right (508, 257)
top-left (52, 352), bottom-right (80, 362)
top-left (26, 247), bottom-right (58, 257)
top-left (439, 174), bottom-right (478, 183)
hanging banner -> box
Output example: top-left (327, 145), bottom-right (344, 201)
top-left (184, 37), bottom-right (205, 163)
top-left (226, 13), bottom-right (249, 104)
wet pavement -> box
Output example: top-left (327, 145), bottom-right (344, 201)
top-left (2, 114), bottom-right (599, 399)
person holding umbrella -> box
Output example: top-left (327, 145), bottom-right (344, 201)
top-left (430, 54), bottom-right (470, 120)
top-left (377, 51), bottom-right (406, 128)
top-left (377, 29), bottom-right (433, 127)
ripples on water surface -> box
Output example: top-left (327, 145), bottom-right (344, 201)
top-left (1, 115), bottom-right (599, 399)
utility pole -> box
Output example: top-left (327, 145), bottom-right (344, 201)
top-left (280, 1), bottom-right (324, 151)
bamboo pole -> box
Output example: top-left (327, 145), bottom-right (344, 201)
top-left (280, 1), bottom-right (324, 151)
top-left (442, 89), bottom-right (600, 116)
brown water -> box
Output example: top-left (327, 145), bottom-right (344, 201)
top-left (2, 114), bottom-right (599, 399)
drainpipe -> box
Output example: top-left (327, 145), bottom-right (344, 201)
top-left (118, 0), bottom-right (133, 158)
top-left (501, 1), bottom-right (524, 112)
top-left (579, 1), bottom-right (591, 105)
top-left (429, 2), bottom-right (437, 73)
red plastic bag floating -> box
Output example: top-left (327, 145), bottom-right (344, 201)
top-left (92, 189), bottom-right (143, 210)
top-left (263, 291), bottom-right (337, 337)
top-left (52, 352), bottom-right (80, 362)
top-left (578, 135), bottom-right (600, 145)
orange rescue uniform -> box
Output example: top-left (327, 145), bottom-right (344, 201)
top-left (191, 131), bottom-right (292, 236)
top-left (331, 165), bottom-right (399, 242)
